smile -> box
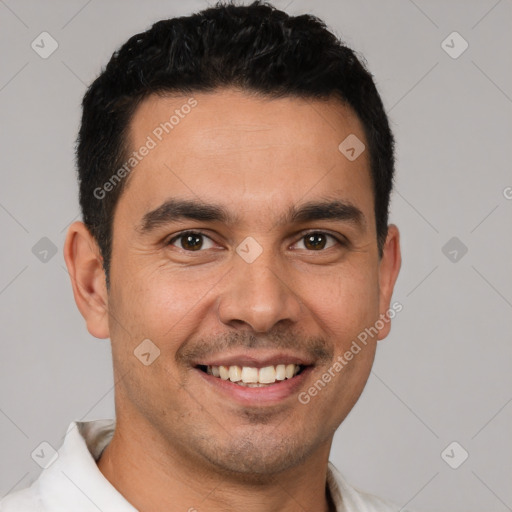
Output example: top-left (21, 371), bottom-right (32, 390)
top-left (197, 364), bottom-right (304, 386)
top-left (195, 363), bottom-right (312, 405)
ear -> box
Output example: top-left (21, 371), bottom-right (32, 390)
top-left (377, 224), bottom-right (401, 340)
top-left (64, 221), bottom-right (110, 339)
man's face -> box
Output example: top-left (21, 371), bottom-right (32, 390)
top-left (105, 89), bottom-right (398, 477)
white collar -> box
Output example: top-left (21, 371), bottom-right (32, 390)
top-left (1, 419), bottom-right (403, 512)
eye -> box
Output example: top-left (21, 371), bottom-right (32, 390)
top-left (293, 232), bottom-right (341, 251)
top-left (168, 231), bottom-right (216, 251)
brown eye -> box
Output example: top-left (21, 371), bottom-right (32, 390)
top-left (169, 232), bottom-right (215, 251)
top-left (304, 233), bottom-right (327, 250)
top-left (181, 234), bottom-right (203, 250)
top-left (293, 232), bottom-right (339, 251)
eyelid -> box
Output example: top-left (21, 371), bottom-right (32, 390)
top-left (167, 230), bottom-right (217, 249)
top-left (291, 229), bottom-right (347, 248)
top-left (166, 229), bottom-right (348, 250)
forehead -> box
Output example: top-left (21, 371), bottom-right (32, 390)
top-left (120, 88), bottom-right (373, 225)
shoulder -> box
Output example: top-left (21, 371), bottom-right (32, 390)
top-left (0, 481), bottom-right (44, 512)
top-left (328, 462), bottom-right (415, 512)
top-left (0, 419), bottom-right (118, 512)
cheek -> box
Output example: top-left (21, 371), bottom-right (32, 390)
top-left (304, 263), bottom-right (380, 343)
top-left (114, 263), bottom-right (223, 341)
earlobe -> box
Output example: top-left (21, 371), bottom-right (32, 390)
top-left (64, 221), bottom-right (110, 339)
top-left (377, 224), bottom-right (401, 340)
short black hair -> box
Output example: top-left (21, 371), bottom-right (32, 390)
top-left (77, 0), bottom-right (395, 281)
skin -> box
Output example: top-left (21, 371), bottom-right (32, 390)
top-left (64, 88), bottom-right (401, 512)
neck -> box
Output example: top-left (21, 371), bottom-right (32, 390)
top-left (97, 417), bottom-right (335, 512)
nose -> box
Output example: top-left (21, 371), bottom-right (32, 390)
top-left (217, 249), bottom-right (302, 333)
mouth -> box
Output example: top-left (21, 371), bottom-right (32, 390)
top-left (192, 352), bottom-right (316, 405)
top-left (196, 363), bottom-right (305, 387)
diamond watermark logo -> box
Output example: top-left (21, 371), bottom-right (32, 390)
top-left (338, 134), bottom-right (365, 161)
top-left (31, 32), bottom-right (59, 59)
top-left (441, 32), bottom-right (468, 59)
top-left (442, 236), bottom-right (468, 263)
top-left (441, 441), bottom-right (469, 469)
top-left (134, 338), bottom-right (161, 366)
top-left (31, 441), bottom-right (58, 469)
top-left (236, 236), bottom-right (263, 264)
top-left (32, 237), bottom-right (58, 263)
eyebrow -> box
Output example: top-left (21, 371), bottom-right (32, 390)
top-left (138, 197), bottom-right (366, 233)
top-left (287, 199), bottom-right (366, 230)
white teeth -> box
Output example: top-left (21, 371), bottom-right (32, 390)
top-left (228, 365), bottom-right (242, 382)
top-left (241, 366), bottom-right (258, 383)
top-left (285, 364), bottom-right (295, 379)
top-left (219, 365), bottom-right (229, 380)
top-left (205, 363), bottom-right (303, 384)
top-left (275, 364), bottom-right (286, 380)
top-left (258, 366), bottom-right (276, 384)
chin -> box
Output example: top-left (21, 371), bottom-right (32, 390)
top-left (197, 429), bottom-right (316, 480)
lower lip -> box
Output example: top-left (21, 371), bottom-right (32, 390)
top-left (195, 367), bottom-right (313, 406)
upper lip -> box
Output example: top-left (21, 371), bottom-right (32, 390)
top-left (193, 351), bottom-right (315, 369)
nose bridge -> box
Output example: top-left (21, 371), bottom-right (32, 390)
top-left (217, 243), bottom-right (302, 332)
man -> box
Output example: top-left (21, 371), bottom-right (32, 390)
top-left (1, 1), bottom-right (404, 511)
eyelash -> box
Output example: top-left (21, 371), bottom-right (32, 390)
top-left (167, 230), bottom-right (346, 251)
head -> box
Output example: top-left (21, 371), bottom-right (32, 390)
top-left (65, 1), bottom-right (400, 480)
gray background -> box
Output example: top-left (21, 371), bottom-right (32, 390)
top-left (1, 1), bottom-right (511, 510)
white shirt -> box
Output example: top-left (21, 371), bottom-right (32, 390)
top-left (1, 420), bottom-right (409, 512)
